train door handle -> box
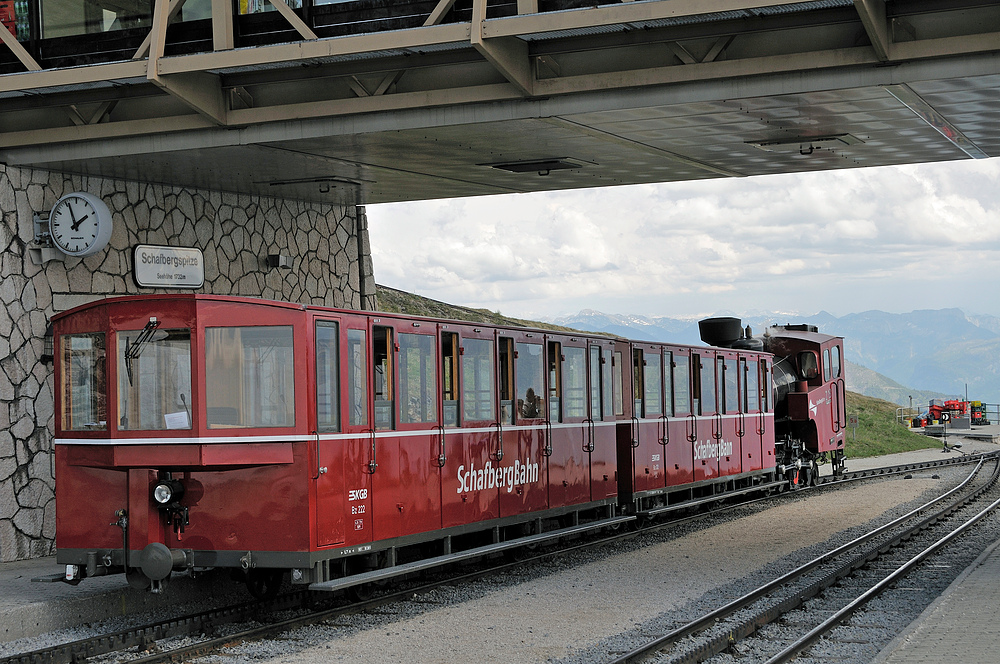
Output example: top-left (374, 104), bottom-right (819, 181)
top-left (659, 415), bottom-right (669, 446)
top-left (630, 416), bottom-right (640, 448)
top-left (366, 429), bottom-right (377, 473)
top-left (492, 422), bottom-right (505, 461)
top-left (583, 418), bottom-right (595, 453)
top-left (435, 424), bottom-right (446, 467)
top-left (543, 420), bottom-right (553, 457)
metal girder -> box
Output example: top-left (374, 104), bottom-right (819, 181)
top-left (133, 0), bottom-right (188, 60)
top-left (853, 0), bottom-right (890, 61)
top-left (0, 21), bottom-right (40, 71)
top-left (471, 0), bottom-right (533, 96)
top-left (212, 0), bottom-right (235, 51)
top-left (147, 0), bottom-right (228, 125)
top-left (267, 0), bottom-right (318, 41)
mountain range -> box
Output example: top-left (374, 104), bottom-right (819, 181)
top-left (544, 308), bottom-right (1000, 407)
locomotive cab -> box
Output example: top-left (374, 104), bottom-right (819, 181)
top-left (765, 324), bottom-right (848, 481)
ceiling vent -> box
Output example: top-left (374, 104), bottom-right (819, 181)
top-left (484, 158), bottom-right (588, 175)
top-left (748, 134), bottom-right (864, 153)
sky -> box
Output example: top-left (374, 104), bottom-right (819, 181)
top-left (366, 157), bottom-right (1000, 322)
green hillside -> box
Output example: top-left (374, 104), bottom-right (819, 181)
top-left (376, 284), bottom-right (578, 332)
top-left (844, 391), bottom-right (941, 458)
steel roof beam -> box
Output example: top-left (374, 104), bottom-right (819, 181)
top-left (471, 0), bottom-right (533, 96)
top-left (147, 0), bottom-right (228, 125)
top-left (0, 20), bottom-right (41, 71)
top-left (853, 0), bottom-right (890, 61)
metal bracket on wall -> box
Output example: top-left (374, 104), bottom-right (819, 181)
top-left (29, 212), bottom-right (64, 265)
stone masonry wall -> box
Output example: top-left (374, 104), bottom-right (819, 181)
top-left (0, 163), bottom-right (377, 562)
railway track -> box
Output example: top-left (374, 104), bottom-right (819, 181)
top-left (609, 453), bottom-right (1000, 664)
top-left (3, 453), bottom-right (994, 664)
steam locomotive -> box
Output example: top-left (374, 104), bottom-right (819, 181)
top-left (50, 295), bottom-right (846, 596)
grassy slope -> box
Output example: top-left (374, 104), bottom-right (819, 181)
top-left (375, 285), bottom-right (936, 460)
top-left (845, 391), bottom-right (942, 458)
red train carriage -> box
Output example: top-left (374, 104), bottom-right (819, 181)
top-left (615, 337), bottom-right (781, 517)
top-left (51, 296), bottom-right (842, 595)
top-left (52, 295), bottom-right (624, 594)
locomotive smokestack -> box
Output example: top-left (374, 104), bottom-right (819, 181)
top-left (698, 317), bottom-right (744, 348)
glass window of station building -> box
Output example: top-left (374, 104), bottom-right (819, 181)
top-left (1, 0), bottom-right (356, 41)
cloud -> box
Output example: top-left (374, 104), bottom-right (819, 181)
top-left (367, 158), bottom-right (1000, 319)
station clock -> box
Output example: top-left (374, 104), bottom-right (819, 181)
top-left (48, 192), bottom-right (113, 257)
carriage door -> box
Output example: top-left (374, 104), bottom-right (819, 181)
top-left (500, 332), bottom-right (548, 517)
top-left (588, 340), bottom-right (617, 501)
top-left (313, 318), bottom-right (345, 547)
top-left (312, 317), bottom-right (373, 548)
top-left (341, 322), bottom-right (375, 547)
top-left (719, 352), bottom-right (741, 477)
top-left (693, 352), bottom-right (719, 482)
top-left (741, 356), bottom-right (763, 472)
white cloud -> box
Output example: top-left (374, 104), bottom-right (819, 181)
top-left (367, 158), bottom-right (1000, 319)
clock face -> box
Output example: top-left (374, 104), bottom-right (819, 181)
top-left (49, 193), bottom-right (113, 257)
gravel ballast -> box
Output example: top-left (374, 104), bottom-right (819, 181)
top-left (204, 476), bottom-right (946, 664)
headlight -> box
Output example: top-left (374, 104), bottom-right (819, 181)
top-left (152, 480), bottom-right (184, 505)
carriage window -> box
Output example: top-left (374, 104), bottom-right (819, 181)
top-left (725, 358), bottom-right (739, 413)
top-left (743, 358), bottom-right (760, 412)
top-left (823, 348), bottom-right (831, 381)
top-left (462, 338), bottom-right (494, 421)
top-left (61, 333), bottom-right (107, 431)
top-left (516, 342), bottom-right (545, 419)
top-left (673, 355), bottom-right (690, 416)
top-left (832, 345), bottom-right (842, 379)
top-left (499, 338), bottom-right (514, 423)
top-left (315, 322), bottom-right (340, 432)
top-left (663, 352), bottom-right (673, 416)
top-left (118, 327), bottom-right (192, 430)
top-left (563, 346), bottom-right (586, 419)
top-left (602, 347), bottom-right (613, 420)
top-left (632, 350), bottom-right (643, 418)
top-left (644, 353), bottom-right (662, 417)
top-left (762, 359), bottom-right (772, 411)
top-left (399, 333), bottom-right (436, 425)
top-left (613, 350), bottom-right (624, 416)
top-left (441, 333), bottom-right (459, 427)
top-left (697, 354), bottom-right (716, 415)
top-left (206, 326), bottom-right (294, 428)
top-left (347, 329), bottom-right (367, 427)
top-left (548, 341), bottom-right (562, 422)
top-left (589, 346), bottom-right (604, 420)
top-left (373, 326), bottom-right (394, 430)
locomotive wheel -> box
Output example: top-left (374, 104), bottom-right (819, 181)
top-left (126, 567), bottom-right (153, 591)
top-left (245, 569), bottom-right (284, 600)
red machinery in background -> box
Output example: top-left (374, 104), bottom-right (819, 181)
top-left (927, 399), bottom-right (968, 423)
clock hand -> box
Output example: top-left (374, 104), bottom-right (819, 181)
top-left (71, 214), bottom-right (90, 231)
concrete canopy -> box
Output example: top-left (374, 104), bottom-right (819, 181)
top-left (0, 0), bottom-right (998, 205)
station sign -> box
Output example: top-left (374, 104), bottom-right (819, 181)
top-left (133, 244), bottom-right (205, 289)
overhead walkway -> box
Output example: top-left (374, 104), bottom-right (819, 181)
top-left (0, 1), bottom-right (998, 204)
